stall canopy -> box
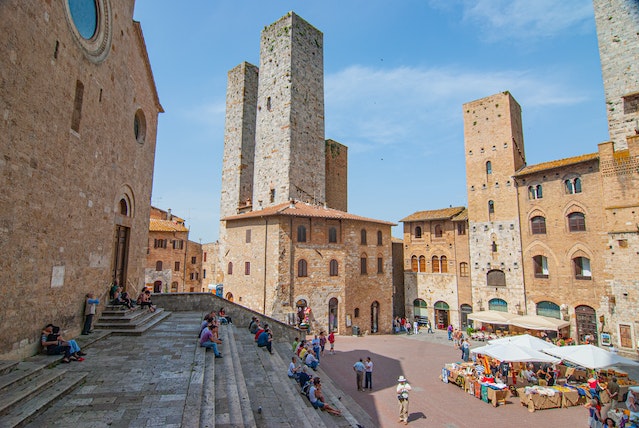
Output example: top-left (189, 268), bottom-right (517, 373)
top-left (489, 334), bottom-right (558, 351)
top-left (471, 343), bottom-right (561, 363)
top-left (543, 344), bottom-right (639, 369)
top-left (509, 314), bottom-right (570, 331)
top-left (466, 310), bottom-right (519, 324)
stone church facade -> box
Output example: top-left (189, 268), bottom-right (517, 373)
top-left (402, 0), bottom-right (639, 354)
top-left (0, 0), bottom-right (162, 358)
top-left (218, 12), bottom-right (393, 334)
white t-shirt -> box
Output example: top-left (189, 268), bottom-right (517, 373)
top-left (309, 385), bottom-right (318, 403)
top-left (365, 361), bottom-right (374, 373)
top-left (288, 362), bottom-right (296, 377)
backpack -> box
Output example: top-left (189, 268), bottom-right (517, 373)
top-left (301, 380), bottom-right (311, 398)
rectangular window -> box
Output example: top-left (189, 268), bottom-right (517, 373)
top-left (154, 239), bottom-right (167, 249)
top-left (360, 257), bottom-right (367, 275)
top-left (245, 262), bottom-right (251, 275)
top-left (71, 80), bottom-right (84, 132)
top-left (173, 240), bottom-right (184, 250)
top-left (619, 324), bottom-right (632, 348)
top-left (189, 273), bottom-right (194, 280)
top-left (246, 229), bottom-right (251, 243)
top-left (203, 252), bottom-right (207, 262)
top-left (457, 223), bottom-right (466, 235)
top-left (191, 256), bottom-right (197, 264)
top-left (203, 269), bottom-right (206, 278)
top-left (460, 262), bottom-right (469, 277)
top-left (377, 257), bottom-right (383, 274)
top-left (174, 261), bottom-right (180, 271)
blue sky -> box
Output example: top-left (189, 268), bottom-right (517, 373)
top-left (133, 0), bottom-right (609, 243)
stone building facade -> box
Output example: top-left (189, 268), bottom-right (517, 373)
top-left (145, 207), bottom-right (203, 293)
top-left (222, 202), bottom-right (394, 335)
top-left (401, 207), bottom-right (472, 329)
top-left (201, 241), bottom-right (223, 292)
top-left (218, 12), bottom-right (394, 334)
top-left (0, 0), bottom-right (162, 358)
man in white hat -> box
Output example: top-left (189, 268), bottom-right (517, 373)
top-left (396, 375), bottom-right (412, 425)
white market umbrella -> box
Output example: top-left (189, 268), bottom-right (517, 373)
top-left (510, 314), bottom-right (570, 331)
top-left (471, 343), bottom-right (561, 363)
top-left (467, 310), bottom-right (519, 324)
top-left (543, 344), bottom-right (639, 369)
top-left (489, 334), bottom-right (558, 351)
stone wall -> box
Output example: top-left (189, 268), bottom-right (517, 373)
top-left (325, 139), bottom-right (348, 211)
top-left (594, 0), bottom-right (639, 150)
top-left (0, 0), bottom-right (160, 359)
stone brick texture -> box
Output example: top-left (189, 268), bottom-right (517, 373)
top-left (0, 0), bottom-right (161, 358)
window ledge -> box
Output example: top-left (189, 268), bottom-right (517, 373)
top-left (575, 276), bottom-right (592, 280)
top-left (534, 274), bottom-right (549, 279)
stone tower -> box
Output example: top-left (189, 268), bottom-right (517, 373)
top-left (593, 0), bottom-right (639, 150)
top-left (252, 12), bottom-right (326, 208)
top-left (220, 62), bottom-right (259, 219)
top-left (463, 92), bottom-right (526, 314)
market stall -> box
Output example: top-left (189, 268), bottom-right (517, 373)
top-left (441, 362), bottom-right (511, 407)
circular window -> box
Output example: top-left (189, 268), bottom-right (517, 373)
top-left (68, 0), bottom-right (98, 39)
top-left (134, 109), bottom-right (147, 144)
top-left (64, 0), bottom-right (112, 63)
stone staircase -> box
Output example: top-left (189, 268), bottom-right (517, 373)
top-left (93, 304), bottom-right (171, 335)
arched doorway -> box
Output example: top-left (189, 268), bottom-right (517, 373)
top-left (370, 301), bottom-right (379, 333)
top-left (328, 298), bottom-right (338, 333)
top-left (153, 280), bottom-right (162, 293)
top-left (460, 304), bottom-right (473, 328)
top-left (296, 299), bottom-right (308, 325)
top-left (489, 298), bottom-right (508, 312)
top-left (434, 301), bottom-right (449, 329)
top-left (225, 292), bottom-right (234, 302)
top-left (576, 305), bottom-right (598, 345)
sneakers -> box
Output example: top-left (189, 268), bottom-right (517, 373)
top-left (77, 351), bottom-right (87, 356)
top-left (215, 355), bottom-right (223, 359)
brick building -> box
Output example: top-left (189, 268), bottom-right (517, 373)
top-left (145, 207), bottom-right (203, 293)
top-left (400, 0), bottom-right (639, 353)
top-left (0, 0), bottom-right (161, 358)
top-left (218, 12), bottom-right (395, 334)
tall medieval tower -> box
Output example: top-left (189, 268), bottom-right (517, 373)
top-left (463, 92), bottom-right (526, 314)
top-left (252, 12), bottom-right (326, 208)
top-left (593, 0), bottom-right (639, 150)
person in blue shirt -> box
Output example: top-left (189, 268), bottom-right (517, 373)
top-left (257, 328), bottom-right (273, 354)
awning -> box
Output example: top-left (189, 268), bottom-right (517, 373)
top-left (543, 344), bottom-right (639, 369)
top-left (510, 314), bottom-right (570, 331)
top-left (466, 310), bottom-right (519, 324)
top-left (489, 334), bottom-right (558, 351)
top-left (471, 343), bottom-right (561, 363)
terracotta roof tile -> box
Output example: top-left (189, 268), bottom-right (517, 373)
top-left (399, 206), bottom-right (466, 223)
top-left (514, 153), bottom-right (599, 177)
top-left (222, 201), bottom-right (396, 226)
top-left (149, 218), bottom-right (189, 232)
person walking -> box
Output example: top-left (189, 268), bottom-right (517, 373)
top-left (413, 318), bottom-right (419, 335)
top-left (364, 356), bottom-right (374, 390)
top-left (397, 375), bottom-right (412, 425)
top-left (328, 331), bottom-right (336, 354)
top-left (353, 358), bottom-right (365, 391)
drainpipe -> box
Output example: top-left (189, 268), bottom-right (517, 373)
top-left (263, 217), bottom-right (268, 314)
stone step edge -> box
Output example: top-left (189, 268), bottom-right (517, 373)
top-left (0, 362), bottom-right (51, 395)
top-left (103, 310), bottom-right (172, 336)
top-left (0, 368), bottom-right (65, 416)
top-left (94, 308), bottom-right (167, 327)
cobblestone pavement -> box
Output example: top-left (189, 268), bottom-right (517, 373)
top-left (25, 312), bottom-right (203, 428)
top-left (319, 329), bottom-right (639, 428)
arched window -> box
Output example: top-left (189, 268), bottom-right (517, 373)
top-left (414, 226), bottom-right (422, 239)
top-left (297, 225), bottom-right (307, 242)
top-left (488, 200), bottom-right (495, 215)
top-left (227, 262), bottom-right (233, 275)
top-left (574, 177), bottom-right (582, 193)
top-left (536, 301), bottom-right (561, 319)
top-left (411, 255), bottom-right (418, 272)
top-left (360, 229), bottom-right (367, 245)
top-left (487, 269), bottom-right (506, 287)
top-left (171, 281), bottom-right (178, 292)
top-left (328, 227), bottom-right (337, 243)
top-left (360, 254), bottom-right (367, 274)
top-left (528, 185), bottom-right (543, 199)
top-left (565, 177), bottom-right (583, 194)
top-left (413, 299), bottom-right (427, 317)
top-left (440, 255), bottom-right (448, 273)
top-left (486, 161), bottom-right (492, 174)
top-left (419, 255), bottom-right (426, 272)
top-left (432, 255), bottom-right (440, 273)
top-left (329, 259), bottom-right (338, 276)
top-left (298, 259), bottom-right (308, 277)
top-left (434, 224), bottom-right (443, 238)
top-left (533, 255), bottom-right (549, 278)
top-left (354, 307), bottom-right (360, 318)
top-left (155, 261), bottom-right (162, 271)
top-left (489, 298), bottom-right (508, 312)
top-left (377, 230), bottom-right (383, 246)
top-left (573, 257), bottom-right (591, 279)
top-left (531, 216), bottom-right (547, 234)
top-left (459, 262), bottom-right (469, 277)
top-left (119, 198), bottom-right (129, 216)
top-left (568, 212), bottom-right (586, 232)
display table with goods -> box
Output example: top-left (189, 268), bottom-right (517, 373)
top-left (517, 385), bottom-right (584, 412)
top-left (441, 363), bottom-right (511, 407)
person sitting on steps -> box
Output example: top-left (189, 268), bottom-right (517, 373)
top-left (199, 323), bottom-right (222, 358)
top-left (41, 324), bottom-right (86, 363)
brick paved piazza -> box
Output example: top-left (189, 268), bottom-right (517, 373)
top-left (319, 331), bottom-right (588, 428)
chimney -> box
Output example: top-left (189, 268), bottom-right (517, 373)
top-left (167, 208), bottom-right (172, 221)
top-left (289, 199), bottom-right (296, 209)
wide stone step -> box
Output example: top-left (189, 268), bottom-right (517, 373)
top-left (0, 362), bottom-right (49, 395)
top-left (94, 308), bottom-right (171, 335)
top-left (0, 368), bottom-right (66, 417)
top-left (0, 371), bottom-right (86, 428)
top-left (0, 362), bottom-right (19, 377)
